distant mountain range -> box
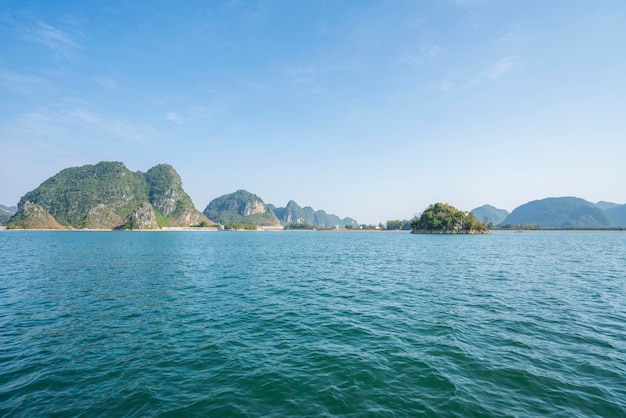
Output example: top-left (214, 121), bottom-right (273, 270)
top-left (470, 205), bottom-right (510, 225)
top-left (0, 205), bottom-right (17, 225)
top-left (4, 162), bottom-right (358, 230)
top-left (204, 190), bottom-right (358, 228)
top-left (472, 197), bottom-right (626, 229)
top-left (2, 161), bottom-right (623, 230)
top-left (603, 204), bottom-right (626, 227)
top-left (270, 200), bottom-right (358, 228)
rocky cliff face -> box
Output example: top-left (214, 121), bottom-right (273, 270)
top-left (271, 200), bottom-right (358, 228)
top-left (244, 200), bottom-right (267, 216)
top-left (81, 204), bottom-right (124, 229)
top-left (206, 192), bottom-right (359, 229)
top-left (203, 190), bottom-right (281, 226)
top-left (273, 200), bottom-right (309, 224)
top-left (7, 201), bottom-right (64, 229)
top-left (127, 202), bottom-right (159, 229)
top-left (7, 162), bottom-right (212, 229)
top-left (144, 164), bottom-right (212, 227)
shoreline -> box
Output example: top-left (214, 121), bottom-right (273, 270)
top-left (2, 227), bottom-right (624, 233)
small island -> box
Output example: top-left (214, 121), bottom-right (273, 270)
top-left (411, 203), bottom-right (489, 234)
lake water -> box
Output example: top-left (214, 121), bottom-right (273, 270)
top-left (1, 230), bottom-right (625, 417)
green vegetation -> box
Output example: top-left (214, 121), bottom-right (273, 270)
top-left (224, 222), bottom-right (258, 230)
top-left (386, 219), bottom-right (412, 230)
top-left (600, 203), bottom-right (626, 228)
top-left (154, 210), bottom-right (169, 228)
top-left (7, 161), bottom-right (209, 229)
top-left (271, 200), bottom-right (358, 228)
top-left (497, 223), bottom-right (541, 230)
top-left (410, 203), bottom-right (488, 234)
top-left (0, 205), bottom-right (16, 225)
top-left (5, 201), bottom-right (64, 229)
top-left (203, 190), bottom-right (281, 227)
top-left (192, 220), bottom-right (212, 227)
top-left (503, 197), bottom-right (612, 229)
top-left (284, 223), bottom-right (316, 230)
top-left (273, 200), bottom-right (309, 225)
top-left (470, 204), bottom-right (509, 226)
top-left (14, 161), bottom-right (148, 227)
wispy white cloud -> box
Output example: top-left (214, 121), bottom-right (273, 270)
top-left (165, 103), bottom-right (227, 126)
top-left (166, 111), bottom-right (185, 125)
top-left (68, 109), bottom-right (102, 124)
top-left (19, 21), bottom-right (80, 59)
top-left (6, 110), bottom-right (66, 139)
top-left (461, 76), bottom-right (481, 91)
top-left (485, 56), bottom-right (521, 79)
top-left (499, 25), bottom-right (533, 45)
top-left (0, 69), bottom-right (51, 94)
top-left (4, 106), bottom-right (154, 143)
top-left (430, 80), bottom-right (453, 92)
top-left (107, 120), bottom-right (152, 142)
top-left (280, 66), bottom-right (317, 84)
top-left (402, 45), bottom-right (444, 66)
top-left (94, 77), bottom-right (117, 89)
top-left (431, 56), bottom-right (521, 93)
top-left (66, 107), bottom-right (152, 142)
top-left (455, 0), bottom-right (491, 9)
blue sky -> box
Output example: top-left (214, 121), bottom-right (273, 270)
top-left (1, 0), bottom-right (625, 224)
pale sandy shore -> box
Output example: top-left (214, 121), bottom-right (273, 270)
top-left (0, 227), bottom-right (402, 232)
top-left (0, 227), bottom-right (218, 232)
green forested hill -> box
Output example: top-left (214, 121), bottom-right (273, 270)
top-left (470, 204), bottom-right (509, 225)
top-left (272, 200), bottom-right (310, 225)
top-left (7, 162), bottom-right (210, 229)
top-left (203, 190), bottom-right (281, 227)
top-left (144, 164), bottom-right (210, 227)
top-left (596, 201), bottom-right (622, 212)
top-left (604, 204), bottom-right (626, 227)
top-left (502, 197), bottom-right (613, 229)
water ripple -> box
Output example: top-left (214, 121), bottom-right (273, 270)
top-left (1, 231), bottom-right (625, 417)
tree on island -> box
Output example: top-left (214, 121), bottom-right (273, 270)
top-left (386, 219), bottom-right (412, 230)
top-left (410, 203), bottom-right (489, 234)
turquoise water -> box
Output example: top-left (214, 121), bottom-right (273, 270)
top-left (1, 231), bottom-right (625, 417)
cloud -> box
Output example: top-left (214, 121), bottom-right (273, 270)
top-left (430, 80), bottom-right (453, 92)
top-left (5, 110), bottom-right (65, 139)
top-left (403, 44), bottom-right (444, 66)
top-left (455, 0), bottom-right (491, 8)
top-left (166, 111), bottom-right (185, 125)
top-left (94, 77), bottom-right (117, 89)
top-left (432, 56), bottom-right (521, 93)
top-left (485, 56), bottom-right (521, 79)
top-left (4, 106), bottom-right (154, 143)
top-left (20, 21), bottom-right (80, 59)
top-left (0, 69), bottom-right (51, 94)
top-left (65, 107), bottom-right (152, 141)
top-left (280, 66), bottom-right (317, 84)
top-left (461, 76), bottom-right (481, 90)
top-left (68, 109), bottom-right (102, 124)
top-left (499, 24), bottom-right (533, 45)
top-left (165, 104), bottom-right (227, 126)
